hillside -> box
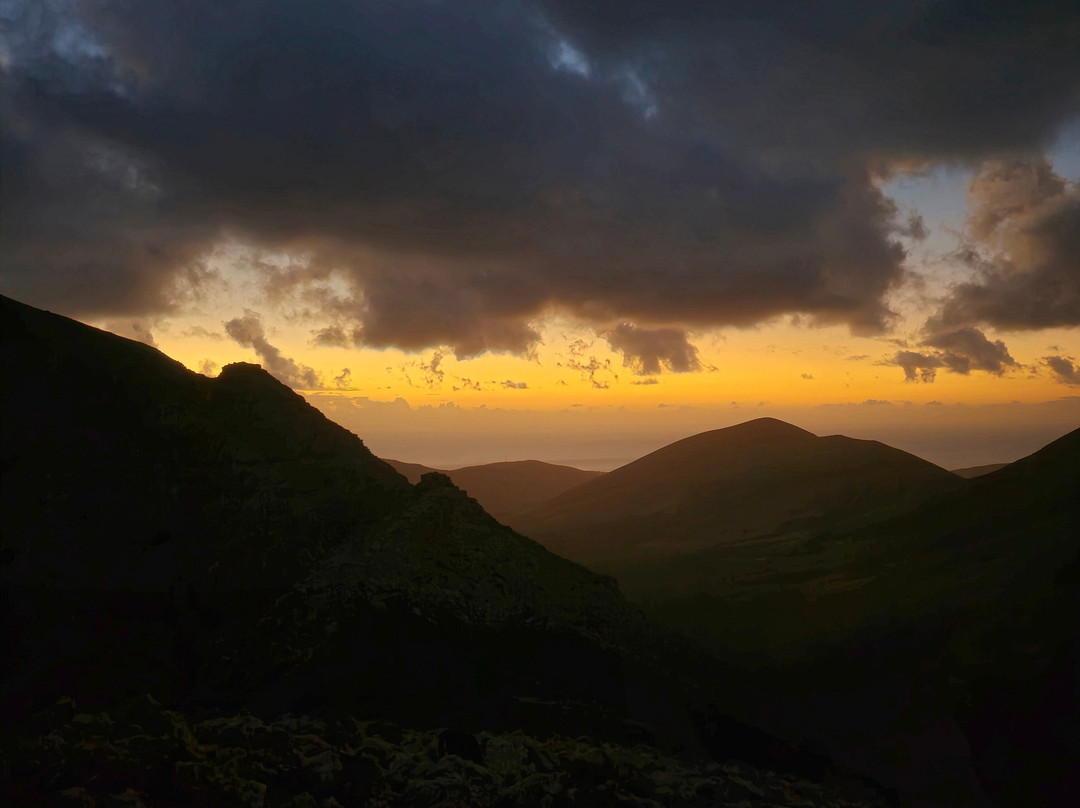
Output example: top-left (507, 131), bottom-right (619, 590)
top-left (384, 458), bottom-right (603, 523)
top-left (0, 294), bottom-right (647, 717)
top-left (517, 417), bottom-right (963, 568)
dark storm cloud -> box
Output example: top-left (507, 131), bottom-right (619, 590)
top-left (539, 1), bottom-right (1080, 161)
top-left (934, 158), bottom-right (1080, 332)
top-left (605, 324), bottom-right (700, 374)
top-left (2, 1), bottom-right (1079, 351)
top-left (223, 311), bottom-right (323, 389)
top-left (1045, 356), bottom-right (1080, 386)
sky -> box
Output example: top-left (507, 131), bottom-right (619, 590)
top-left (2, 0), bottom-right (1078, 470)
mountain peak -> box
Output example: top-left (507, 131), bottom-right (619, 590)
top-left (725, 417), bottom-right (817, 438)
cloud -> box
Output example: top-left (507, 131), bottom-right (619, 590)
top-left (502, 380), bottom-right (528, 389)
top-left (890, 326), bottom-right (1017, 382)
top-left (199, 358), bottom-right (219, 377)
top-left (561, 355), bottom-right (616, 388)
top-left (334, 368), bottom-right (352, 389)
top-left (1045, 356), bottom-right (1080, 385)
top-left (605, 324), bottom-right (701, 374)
top-left (2, 2), bottom-right (1078, 352)
top-left (631, 378), bottom-right (659, 385)
top-left (923, 326), bottom-right (1017, 375)
top-left (183, 325), bottom-right (224, 340)
top-left (223, 311), bottom-right (323, 389)
top-left (801, 373), bottom-right (814, 380)
top-left (103, 320), bottom-right (158, 347)
top-left (893, 350), bottom-right (943, 383)
top-left (935, 157), bottom-right (1080, 331)
top-left (311, 325), bottom-right (354, 348)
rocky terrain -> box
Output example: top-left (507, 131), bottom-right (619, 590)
top-left (3, 695), bottom-right (889, 808)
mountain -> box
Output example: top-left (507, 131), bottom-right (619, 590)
top-left (950, 462), bottom-right (1008, 478)
top-left (0, 293), bottom-right (648, 719)
top-left (640, 427), bottom-right (1080, 806)
top-left (385, 458), bottom-right (604, 523)
top-left (2, 296), bottom-right (893, 806)
top-left (516, 417), bottom-right (963, 569)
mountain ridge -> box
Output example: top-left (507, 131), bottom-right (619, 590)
top-left (515, 417), bottom-right (964, 567)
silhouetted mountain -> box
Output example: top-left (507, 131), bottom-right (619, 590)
top-left (385, 458), bottom-right (604, 523)
top-left (2, 296), bottom-right (892, 806)
top-left (950, 462), bottom-right (1008, 478)
top-left (517, 417), bottom-right (963, 569)
top-left (1, 295), bottom-right (644, 717)
top-left (638, 427), bottom-right (1080, 806)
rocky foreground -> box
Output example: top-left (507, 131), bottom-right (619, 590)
top-left (4, 696), bottom-right (888, 808)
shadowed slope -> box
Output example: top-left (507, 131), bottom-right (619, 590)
top-left (0, 295), bottom-right (645, 720)
top-left (642, 426), bottom-right (1080, 806)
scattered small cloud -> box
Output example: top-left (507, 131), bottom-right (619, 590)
top-left (502, 380), bottom-right (528, 389)
top-left (199, 358), bottom-right (219, 377)
top-left (334, 368), bottom-right (352, 389)
top-left (104, 320), bottom-right (158, 347)
top-left (183, 325), bottom-right (224, 340)
top-left (923, 326), bottom-right (1017, 375)
top-left (892, 350), bottom-right (943, 383)
top-left (801, 373), bottom-right (814, 380)
top-left (890, 326), bottom-right (1016, 382)
top-left (1045, 355), bottom-right (1080, 386)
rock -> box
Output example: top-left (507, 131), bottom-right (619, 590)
top-left (481, 734), bottom-right (533, 783)
top-left (296, 749), bottom-right (342, 785)
top-left (54, 787), bottom-right (95, 807)
top-left (105, 791), bottom-right (147, 807)
top-left (494, 772), bottom-right (565, 808)
top-left (438, 728), bottom-right (483, 764)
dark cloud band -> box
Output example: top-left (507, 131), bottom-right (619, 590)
top-left (2, 1), bottom-right (1078, 354)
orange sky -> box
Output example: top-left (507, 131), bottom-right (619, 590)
top-left (97, 300), bottom-right (1079, 471)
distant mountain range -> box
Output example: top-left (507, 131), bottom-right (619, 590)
top-left (383, 458), bottom-right (602, 523)
top-left (513, 417), bottom-right (964, 569)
